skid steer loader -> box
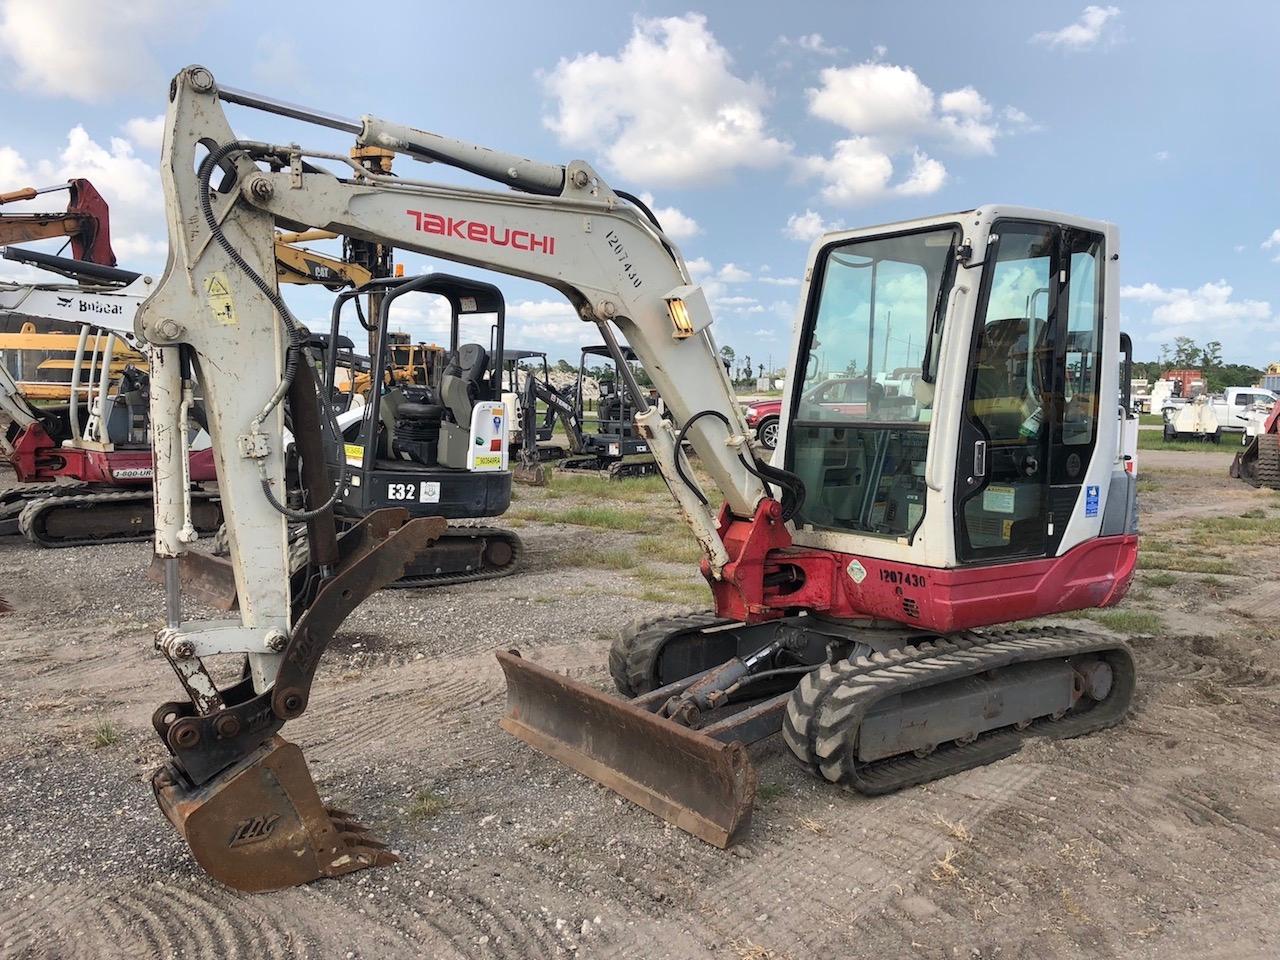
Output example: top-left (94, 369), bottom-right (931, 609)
top-left (139, 68), bottom-right (1138, 891)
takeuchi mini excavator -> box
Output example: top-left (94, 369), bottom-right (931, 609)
top-left (140, 67), bottom-right (1139, 892)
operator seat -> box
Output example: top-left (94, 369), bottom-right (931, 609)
top-left (438, 343), bottom-right (490, 427)
top-left (433, 342), bottom-right (490, 469)
top-left (970, 317), bottom-right (1031, 441)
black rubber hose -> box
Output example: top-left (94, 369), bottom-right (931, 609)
top-left (196, 141), bottom-right (344, 521)
top-left (673, 408), bottom-right (806, 522)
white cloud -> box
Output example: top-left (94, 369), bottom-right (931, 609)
top-left (636, 192), bottom-right (700, 240)
top-left (122, 115), bottom-right (165, 153)
top-left (1153, 150), bottom-right (1170, 162)
top-left (806, 63), bottom-right (999, 154)
top-left (507, 299), bottom-right (589, 343)
top-left (715, 295), bottom-right (764, 314)
top-left (686, 257), bottom-right (713, 278)
top-left (0, 126), bottom-right (165, 263)
top-left (388, 297), bottom-right (452, 336)
top-left (750, 328), bottom-right (779, 339)
top-left (0, 0), bottom-right (171, 101)
top-left (784, 209), bottom-right (843, 242)
top-left (801, 60), bottom-right (1022, 204)
top-left (759, 276), bottom-right (800, 286)
top-left (1234, 244), bottom-right (1246, 254)
top-left (778, 33), bottom-right (843, 56)
top-left (542, 13), bottom-right (791, 185)
top-left (1121, 279), bottom-right (1276, 338)
top-left (1031, 6), bottom-right (1121, 51)
top-left (1261, 229), bottom-right (1280, 249)
top-left (717, 262), bottom-right (752, 283)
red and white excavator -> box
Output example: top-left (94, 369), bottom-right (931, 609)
top-left (138, 67), bottom-right (1139, 891)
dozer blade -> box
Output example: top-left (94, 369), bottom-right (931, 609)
top-left (496, 650), bottom-right (756, 847)
top-left (146, 551), bottom-right (239, 611)
top-left (152, 735), bottom-right (396, 893)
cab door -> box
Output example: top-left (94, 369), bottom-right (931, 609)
top-left (954, 220), bottom-right (1106, 563)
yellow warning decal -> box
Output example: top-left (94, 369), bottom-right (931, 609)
top-left (344, 443), bottom-right (364, 465)
top-left (204, 271), bottom-right (237, 325)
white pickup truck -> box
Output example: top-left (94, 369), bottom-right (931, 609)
top-left (1162, 386), bottom-right (1278, 441)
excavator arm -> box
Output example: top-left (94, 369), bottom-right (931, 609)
top-left (137, 66), bottom-right (782, 890)
top-left (0, 179), bottom-right (116, 265)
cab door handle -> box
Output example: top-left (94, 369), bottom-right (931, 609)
top-left (973, 440), bottom-right (987, 478)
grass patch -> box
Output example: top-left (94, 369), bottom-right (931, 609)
top-left (638, 534), bottom-right (704, 565)
top-left (1087, 609), bottom-right (1165, 635)
top-left (408, 789), bottom-right (449, 820)
top-left (546, 472), bottom-right (668, 502)
top-left (1141, 571), bottom-right (1178, 588)
top-left (91, 721), bottom-right (120, 749)
top-left (510, 503), bottom-right (659, 533)
top-left (1186, 513), bottom-right (1280, 546)
top-left (1138, 553), bottom-right (1238, 575)
top-left (1135, 477), bottom-right (1160, 493)
top-left (561, 543), bottom-right (640, 570)
top-left (1139, 413), bottom-right (1165, 426)
top-left (1138, 432), bottom-right (1234, 452)
top-left (756, 782), bottom-right (790, 805)
top-left (528, 830), bottom-right (569, 850)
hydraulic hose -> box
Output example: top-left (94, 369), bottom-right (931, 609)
top-left (196, 141), bottom-right (344, 521)
top-left (673, 409), bottom-right (806, 522)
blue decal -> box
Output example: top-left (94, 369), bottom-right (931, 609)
top-left (1085, 484), bottom-right (1100, 517)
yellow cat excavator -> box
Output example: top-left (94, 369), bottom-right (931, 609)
top-left (139, 68), bottom-right (1138, 891)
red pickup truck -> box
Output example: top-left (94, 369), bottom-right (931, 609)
top-left (744, 378), bottom-right (870, 449)
top-left (743, 398), bottom-right (782, 449)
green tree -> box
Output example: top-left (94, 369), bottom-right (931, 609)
top-left (720, 344), bottom-right (736, 366)
top-left (1201, 340), bottom-right (1223, 368)
top-left (1171, 336), bottom-right (1200, 368)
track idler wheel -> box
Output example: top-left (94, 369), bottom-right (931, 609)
top-left (152, 736), bottom-right (396, 892)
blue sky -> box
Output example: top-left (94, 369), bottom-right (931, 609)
top-left (2, 0), bottom-right (1277, 367)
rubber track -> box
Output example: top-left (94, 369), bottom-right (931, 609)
top-left (608, 609), bottom-right (724, 697)
top-left (385, 521), bottom-right (524, 588)
top-left (782, 625), bottom-right (1135, 795)
top-left (0, 481), bottom-right (85, 522)
top-left (17, 490), bottom-right (222, 548)
top-left (1256, 434), bottom-right (1280, 490)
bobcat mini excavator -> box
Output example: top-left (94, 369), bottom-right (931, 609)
top-left (140, 67), bottom-right (1138, 891)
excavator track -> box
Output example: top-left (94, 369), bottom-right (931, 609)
top-left (557, 455), bottom-right (662, 480)
top-left (782, 626), bottom-right (1135, 796)
top-left (609, 610), bottom-right (731, 697)
top-left (385, 520), bottom-right (524, 588)
top-left (0, 482), bottom-right (86, 531)
top-left (17, 489), bottom-right (223, 548)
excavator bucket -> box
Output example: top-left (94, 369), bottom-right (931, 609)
top-left (496, 650), bottom-right (756, 847)
top-left (152, 735), bottom-right (396, 893)
top-left (513, 460), bottom-right (548, 486)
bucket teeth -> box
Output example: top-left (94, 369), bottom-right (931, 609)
top-left (154, 736), bottom-right (398, 892)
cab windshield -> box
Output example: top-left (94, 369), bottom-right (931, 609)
top-left (787, 225), bottom-right (960, 539)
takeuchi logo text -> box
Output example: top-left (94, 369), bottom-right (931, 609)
top-left (405, 210), bottom-right (556, 255)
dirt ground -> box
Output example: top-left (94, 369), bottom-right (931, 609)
top-left (0, 448), bottom-right (1277, 960)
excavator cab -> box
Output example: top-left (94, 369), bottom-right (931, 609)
top-left (319, 273), bottom-right (519, 586)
